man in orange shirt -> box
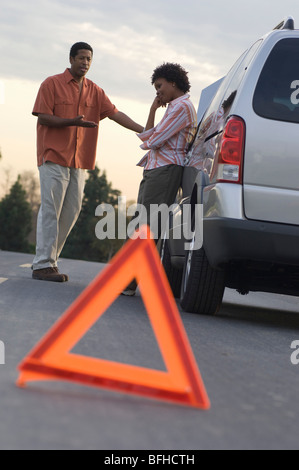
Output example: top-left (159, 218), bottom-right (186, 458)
top-left (32, 42), bottom-right (143, 282)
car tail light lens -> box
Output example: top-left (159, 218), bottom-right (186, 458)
top-left (217, 116), bottom-right (245, 184)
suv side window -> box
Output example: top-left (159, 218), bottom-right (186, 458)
top-left (253, 38), bottom-right (299, 123)
top-left (201, 40), bottom-right (262, 137)
top-left (219, 40), bottom-right (262, 119)
top-left (188, 53), bottom-right (247, 166)
top-left (188, 40), bottom-right (262, 169)
top-left (199, 52), bottom-right (247, 134)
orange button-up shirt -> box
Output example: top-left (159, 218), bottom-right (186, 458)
top-left (32, 68), bottom-right (118, 169)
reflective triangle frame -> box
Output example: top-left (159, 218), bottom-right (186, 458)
top-left (17, 226), bottom-right (210, 409)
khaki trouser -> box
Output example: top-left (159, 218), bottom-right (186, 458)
top-left (33, 162), bottom-right (86, 270)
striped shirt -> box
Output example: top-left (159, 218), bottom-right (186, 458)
top-left (137, 94), bottom-right (197, 170)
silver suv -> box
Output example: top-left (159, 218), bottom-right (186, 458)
top-left (162, 17), bottom-right (299, 315)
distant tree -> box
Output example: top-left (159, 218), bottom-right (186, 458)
top-left (0, 166), bottom-right (14, 198)
top-left (61, 166), bottom-right (123, 262)
top-left (19, 171), bottom-right (40, 214)
top-left (19, 171), bottom-right (40, 245)
top-left (0, 176), bottom-right (33, 253)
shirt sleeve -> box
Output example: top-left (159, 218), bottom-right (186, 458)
top-left (138, 127), bottom-right (156, 141)
top-left (99, 89), bottom-right (119, 120)
top-left (32, 78), bottom-right (55, 116)
top-left (138, 104), bottom-right (191, 150)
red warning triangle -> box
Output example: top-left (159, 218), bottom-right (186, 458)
top-left (17, 226), bottom-right (210, 409)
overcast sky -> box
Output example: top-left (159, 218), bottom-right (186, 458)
top-left (1, 0), bottom-right (299, 199)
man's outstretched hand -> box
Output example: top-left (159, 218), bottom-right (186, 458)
top-left (74, 115), bottom-right (98, 128)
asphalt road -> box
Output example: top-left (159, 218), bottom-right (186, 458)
top-left (0, 250), bottom-right (299, 450)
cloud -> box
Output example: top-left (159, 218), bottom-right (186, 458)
top-left (1, 0), bottom-right (251, 104)
top-left (1, 0), bottom-right (299, 200)
top-left (2, 0), bottom-right (298, 102)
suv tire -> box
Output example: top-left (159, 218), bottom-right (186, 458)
top-left (160, 236), bottom-right (183, 298)
top-left (180, 237), bottom-right (225, 315)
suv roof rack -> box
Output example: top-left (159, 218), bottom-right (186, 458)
top-left (273, 16), bottom-right (295, 31)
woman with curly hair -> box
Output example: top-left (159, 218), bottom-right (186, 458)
top-left (122, 62), bottom-right (197, 296)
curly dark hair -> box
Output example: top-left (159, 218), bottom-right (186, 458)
top-left (151, 63), bottom-right (191, 93)
top-left (70, 42), bottom-right (93, 58)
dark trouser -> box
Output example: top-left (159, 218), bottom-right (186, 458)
top-left (126, 164), bottom-right (184, 291)
top-left (129, 164), bottom-right (184, 238)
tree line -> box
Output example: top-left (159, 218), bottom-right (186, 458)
top-left (0, 158), bottom-right (126, 262)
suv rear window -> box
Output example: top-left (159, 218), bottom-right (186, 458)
top-left (253, 38), bottom-right (299, 123)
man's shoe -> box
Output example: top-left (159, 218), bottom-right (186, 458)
top-left (121, 289), bottom-right (136, 297)
top-left (121, 279), bottom-right (137, 297)
top-left (32, 267), bottom-right (68, 282)
top-left (53, 267), bottom-right (69, 282)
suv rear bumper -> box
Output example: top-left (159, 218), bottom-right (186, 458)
top-left (203, 217), bottom-right (299, 268)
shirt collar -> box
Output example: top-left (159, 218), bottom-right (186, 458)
top-left (168, 94), bottom-right (190, 108)
top-left (64, 68), bottom-right (88, 87)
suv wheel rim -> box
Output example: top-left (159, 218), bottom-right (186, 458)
top-left (184, 233), bottom-right (195, 292)
top-left (160, 232), bottom-right (167, 264)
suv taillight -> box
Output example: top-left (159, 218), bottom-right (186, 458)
top-left (217, 116), bottom-right (245, 184)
